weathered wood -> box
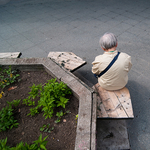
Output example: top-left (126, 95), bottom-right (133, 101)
top-left (94, 83), bottom-right (134, 118)
top-left (108, 91), bottom-right (128, 118)
top-left (0, 52), bottom-right (21, 58)
top-left (47, 52), bottom-right (86, 72)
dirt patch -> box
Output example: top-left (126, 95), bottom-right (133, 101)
top-left (0, 70), bottom-right (79, 150)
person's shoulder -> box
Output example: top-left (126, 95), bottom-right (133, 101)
top-left (95, 54), bottom-right (104, 60)
top-left (120, 52), bottom-right (131, 58)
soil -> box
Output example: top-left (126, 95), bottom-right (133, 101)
top-left (0, 70), bottom-right (79, 150)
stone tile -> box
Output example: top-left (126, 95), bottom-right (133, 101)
top-left (9, 22), bottom-right (34, 33)
top-left (0, 40), bottom-right (11, 49)
top-left (12, 40), bottom-right (35, 51)
top-left (21, 46), bottom-right (47, 58)
top-left (127, 27), bottom-right (146, 36)
top-left (6, 34), bottom-right (27, 46)
top-left (0, 29), bottom-right (19, 40)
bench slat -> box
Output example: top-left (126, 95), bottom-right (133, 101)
top-left (108, 91), bottom-right (128, 118)
top-left (94, 83), bottom-right (134, 119)
top-left (0, 52), bottom-right (21, 58)
top-left (47, 52), bottom-right (86, 72)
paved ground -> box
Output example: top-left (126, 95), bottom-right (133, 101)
top-left (1, 0), bottom-right (150, 149)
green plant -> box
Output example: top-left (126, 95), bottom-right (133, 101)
top-left (40, 123), bottom-right (54, 133)
top-left (0, 138), bottom-right (10, 150)
top-left (22, 84), bottom-right (42, 106)
top-left (7, 99), bottom-right (21, 107)
top-left (23, 97), bottom-right (35, 106)
top-left (56, 96), bottom-right (69, 108)
top-left (27, 106), bottom-right (39, 116)
top-left (24, 78), bottom-right (72, 119)
top-left (30, 134), bottom-right (48, 150)
top-left (0, 66), bottom-right (20, 89)
top-left (55, 110), bottom-right (70, 123)
top-left (75, 114), bottom-right (78, 120)
top-left (29, 84), bottom-right (42, 99)
top-left (0, 134), bottom-right (48, 150)
top-left (55, 110), bottom-right (64, 123)
top-left (0, 105), bottom-right (19, 132)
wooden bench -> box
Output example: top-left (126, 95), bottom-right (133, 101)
top-left (94, 83), bottom-right (134, 119)
top-left (48, 52), bottom-right (86, 72)
top-left (0, 52), bottom-right (21, 58)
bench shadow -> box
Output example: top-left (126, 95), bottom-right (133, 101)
top-left (125, 80), bottom-right (150, 150)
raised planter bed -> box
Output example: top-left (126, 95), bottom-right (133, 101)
top-left (1, 69), bottom-right (80, 149)
top-left (0, 58), bottom-right (96, 150)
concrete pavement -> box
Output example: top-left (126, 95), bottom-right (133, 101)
top-left (1, 0), bottom-right (150, 149)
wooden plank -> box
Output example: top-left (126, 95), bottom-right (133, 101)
top-left (108, 91), bottom-right (128, 118)
top-left (107, 91), bottom-right (120, 109)
top-left (107, 110), bottom-right (119, 118)
top-left (95, 84), bottom-right (119, 118)
top-left (93, 84), bottom-right (108, 118)
top-left (97, 86), bottom-right (109, 101)
top-left (94, 83), bottom-right (134, 118)
top-left (118, 97), bottom-right (134, 118)
top-left (97, 95), bottom-right (108, 118)
top-left (114, 88), bottom-right (134, 118)
top-left (102, 98), bottom-right (118, 117)
top-left (47, 52), bottom-right (86, 72)
top-left (0, 52), bottom-right (21, 58)
top-left (120, 87), bottom-right (130, 99)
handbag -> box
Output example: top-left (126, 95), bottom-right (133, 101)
top-left (94, 51), bottom-right (120, 78)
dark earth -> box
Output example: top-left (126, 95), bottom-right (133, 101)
top-left (0, 70), bottom-right (79, 150)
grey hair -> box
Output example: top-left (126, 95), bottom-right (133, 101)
top-left (99, 33), bottom-right (117, 50)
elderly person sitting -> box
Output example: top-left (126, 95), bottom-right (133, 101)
top-left (92, 33), bottom-right (132, 91)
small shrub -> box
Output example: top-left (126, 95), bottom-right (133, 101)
top-left (0, 66), bottom-right (20, 89)
top-left (0, 105), bottom-right (19, 132)
top-left (40, 123), bottom-right (54, 133)
top-left (23, 78), bottom-right (72, 119)
top-left (0, 134), bottom-right (48, 150)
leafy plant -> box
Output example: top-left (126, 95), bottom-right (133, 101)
top-left (0, 66), bottom-right (20, 89)
top-left (55, 110), bottom-right (70, 123)
top-left (75, 114), bottom-right (78, 123)
top-left (0, 105), bottom-right (19, 132)
top-left (31, 134), bottom-right (48, 150)
top-left (22, 84), bottom-right (42, 106)
top-left (40, 123), bottom-right (54, 133)
top-left (0, 138), bottom-right (10, 149)
top-left (56, 96), bottom-right (69, 108)
top-left (27, 106), bottom-right (39, 116)
top-left (7, 99), bottom-right (21, 107)
top-left (0, 134), bottom-right (48, 150)
top-left (24, 78), bottom-right (72, 119)
top-left (75, 114), bottom-right (78, 120)
top-left (55, 110), bottom-right (64, 123)
top-left (29, 84), bottom-right (42, 99)
top-left (23, 97), bottom-right (35, 106)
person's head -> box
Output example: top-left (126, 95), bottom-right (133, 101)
top-left (99, 33), bottom-right (117, 50)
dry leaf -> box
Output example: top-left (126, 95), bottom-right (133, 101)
top-left (8, 86), bottom-right (17, 91)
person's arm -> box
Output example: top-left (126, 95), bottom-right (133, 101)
top-left (124, 55), bottom-right (132, 72)
top-left (92, 58), bottom-right (101, 78)
top-left (128, 56), bottom-right (132, 71)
